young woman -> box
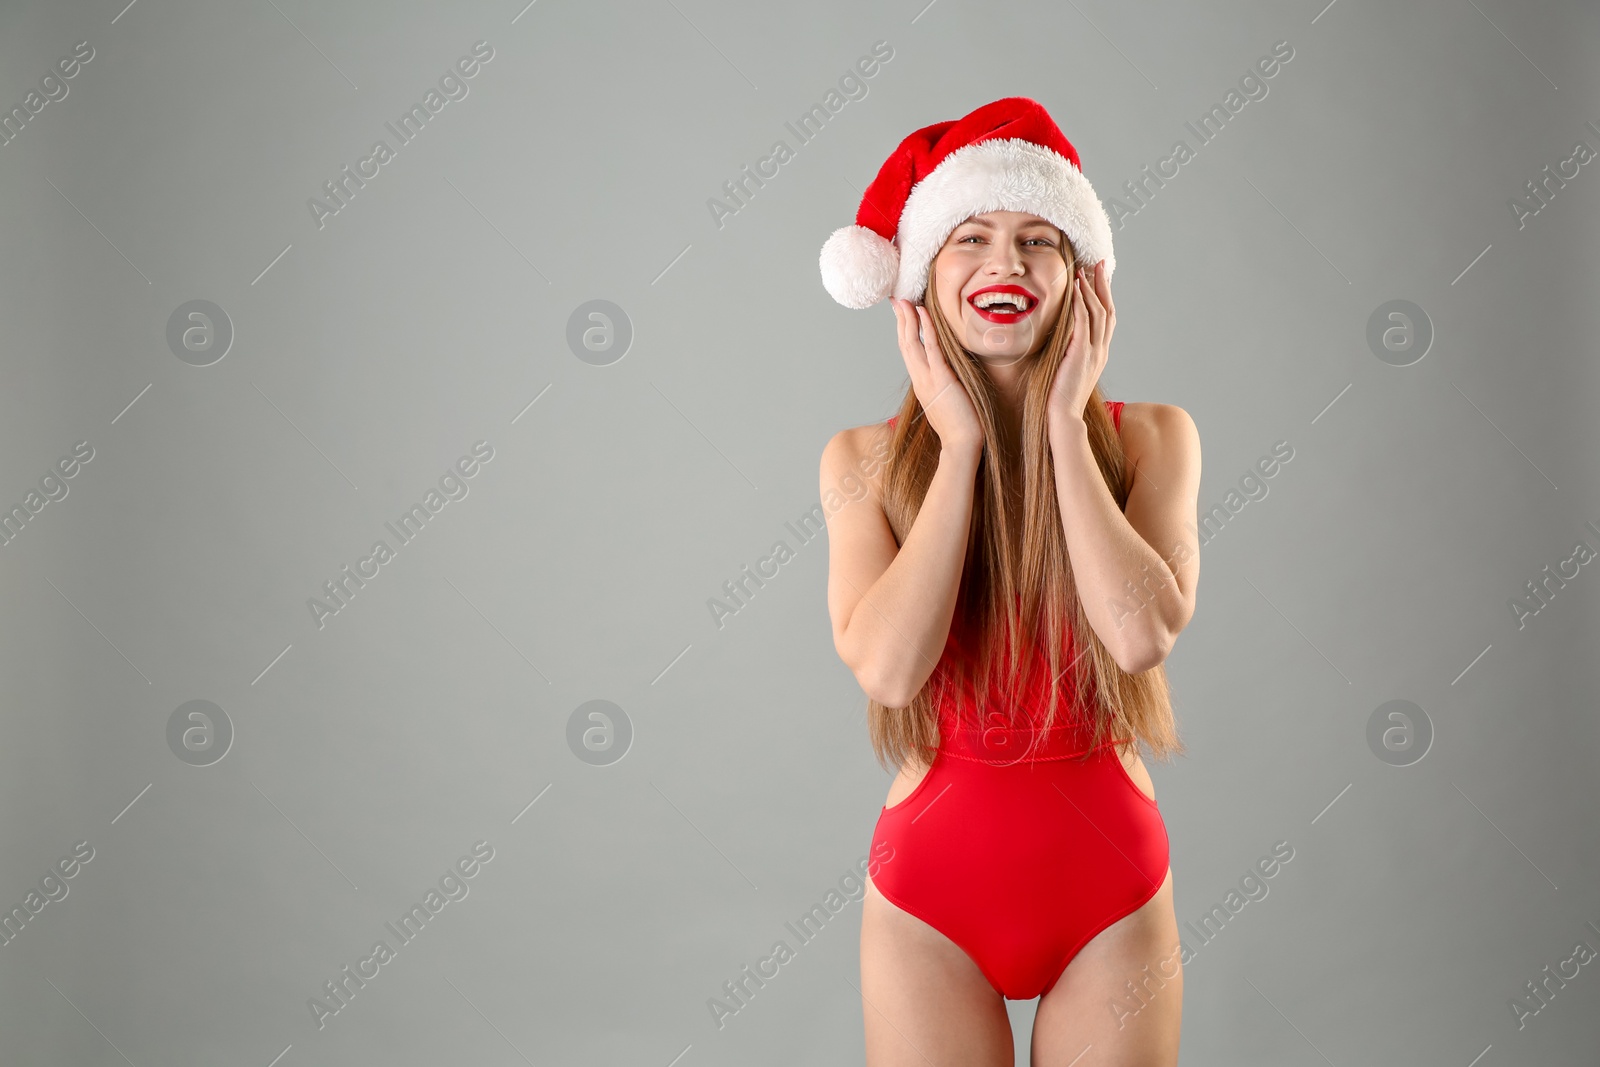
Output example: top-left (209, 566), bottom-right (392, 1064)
top-left (817, 99), bottom-right (1202, 1065)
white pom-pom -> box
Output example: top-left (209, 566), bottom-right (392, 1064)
top-left (819, 225), bottom-right (898, 309)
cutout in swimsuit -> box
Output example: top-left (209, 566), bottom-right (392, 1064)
top-left (869, 399), bottom-right (1171, 1001)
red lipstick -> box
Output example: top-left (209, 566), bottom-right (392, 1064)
top-left (966, 283), bottom-right (1039, 323)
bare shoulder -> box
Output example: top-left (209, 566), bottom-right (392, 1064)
top-left (1116, 402), bottom-right (1202, 621)
top-left (820, 420), bottom-right (902, 648)
top-left (1118, 402), bottom-right (1199, 470)
top-left (819, 420), bottom-right (896, 505)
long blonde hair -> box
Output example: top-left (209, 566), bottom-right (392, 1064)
top-left (869, 238), bottom-right (1185, 772)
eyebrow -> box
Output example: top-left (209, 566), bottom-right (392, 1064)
top-left (959, 217), bottom-right (1057, 231)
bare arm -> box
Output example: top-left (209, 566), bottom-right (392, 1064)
top-left (821, 426), bottom-right (982, 708)
top-left (1046, 402), bottom-right (1202, 674)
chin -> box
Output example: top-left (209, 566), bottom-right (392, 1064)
top-left (966, 321), bottom-right (1044, 353)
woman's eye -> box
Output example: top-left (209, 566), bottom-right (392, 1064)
top-left (957, 235), bottom-right (1052, 246)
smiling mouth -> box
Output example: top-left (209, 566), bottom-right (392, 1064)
top-left (967, 288), bottom-right (1039, 324)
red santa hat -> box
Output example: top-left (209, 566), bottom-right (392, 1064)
top-left (819, 96), bottom-right (1115, 309)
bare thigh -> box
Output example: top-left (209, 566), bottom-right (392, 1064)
top-left (1029, 867), bottom-right (1182, 1067)
top-left (860, 875), bottom-right (1014, 1067)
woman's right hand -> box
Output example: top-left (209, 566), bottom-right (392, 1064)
top-left (891, 298), bottom-right (983, 454)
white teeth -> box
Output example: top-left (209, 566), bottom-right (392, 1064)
top-left (972, 291), bottom-right (1032, 310)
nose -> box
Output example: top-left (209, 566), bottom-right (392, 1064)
top-left (982, 237), bottom-right (1025, 278)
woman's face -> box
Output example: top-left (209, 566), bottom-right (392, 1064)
top-left (928, 210), bottom-right (1074, 362)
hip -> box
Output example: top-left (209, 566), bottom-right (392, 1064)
top-left (870, 741), bottom-right (1169, 896)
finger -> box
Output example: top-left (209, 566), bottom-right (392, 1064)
top-left (892, 300), bottom-right (926, 387)
top-left (915, 306), bottom-right (942, 366)
top-left (1079, 273), bottom-right (1104, 349)
top-left (895, 300), bottom-right (919, 359)
top-left (1078, 270), bottom-right (1102, 316)
top-left (913, 307), bottom-right (960, 417)
top-left (1089, 263), bottom-right (1115, 344)
top-left (1095, 260), bottom-right (1114, 318)
top-left (1068, 275), bottom-right (1085, 346)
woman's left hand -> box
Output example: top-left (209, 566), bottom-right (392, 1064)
top-left (1045, 260), bottom-right (1116, 429)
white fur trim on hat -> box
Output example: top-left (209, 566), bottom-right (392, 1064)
top-left (892, 138), bottom-right (1115, 305)
top-left (820, 224), bottom-right (900, 310)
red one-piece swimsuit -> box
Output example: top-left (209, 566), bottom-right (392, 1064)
top-left (868, 400), bottom-right (1171, 1001)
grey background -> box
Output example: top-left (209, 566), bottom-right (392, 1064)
top-left (2, 0), bottom-right (1597, 1064)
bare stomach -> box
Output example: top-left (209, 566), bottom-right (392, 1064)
top-left (883, 744), bottom-right (1157, 807)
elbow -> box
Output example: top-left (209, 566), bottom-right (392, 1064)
top-left (880, 685), bottom-right (918, 710)
top-left (1114, 599), bottom-right (1192, 674)
top-left (857, 655), bottom-right (919, 709)
top-left (1115, 630), bottom-right (1173, 675)
top-left (837, 635), bottom-right (912, 708)
top-left (859, 660), bottom-right (915, 709)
